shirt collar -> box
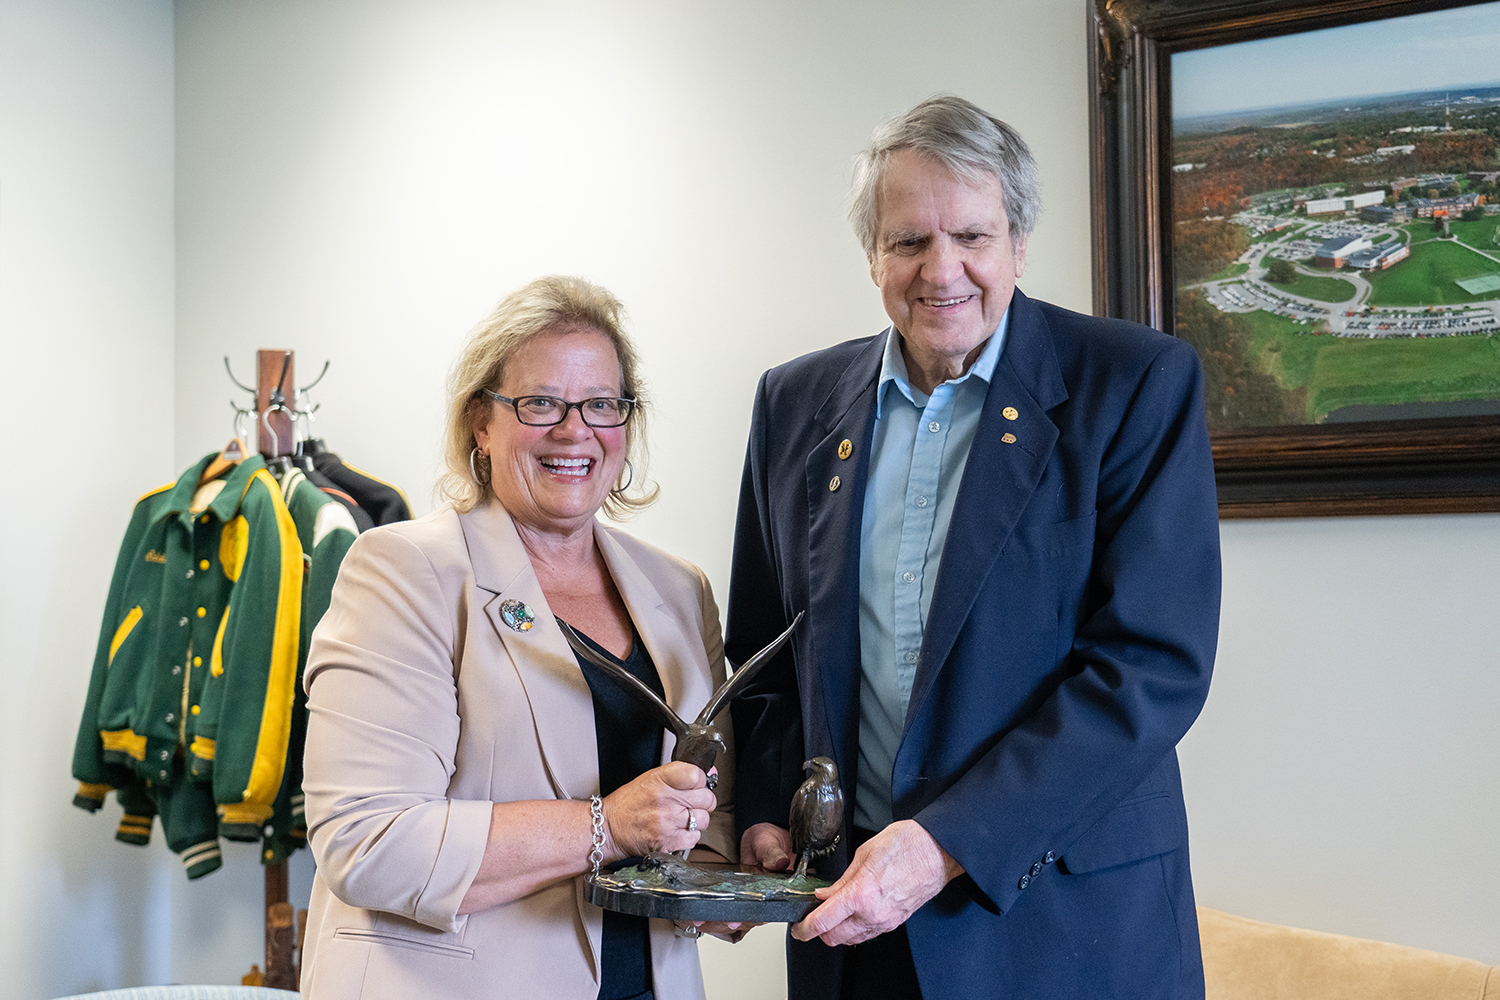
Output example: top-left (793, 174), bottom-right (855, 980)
top-left (876, 307), bottom-right (1010, 417)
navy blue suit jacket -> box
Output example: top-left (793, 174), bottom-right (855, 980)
top-left (727, 289), bottom-right (1221, 999)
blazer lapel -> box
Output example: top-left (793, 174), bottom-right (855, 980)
top-left (907, 290), bottom-right (1069, 718)
top-left (457, 498), bottom-right (599, 803)
top-left (593, 521), bottom-right (710, 763)
top-left (805, 333), bottom-right (885, 787)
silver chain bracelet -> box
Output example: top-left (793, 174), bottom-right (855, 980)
top-left (588, 794), bottom-right (605, 878)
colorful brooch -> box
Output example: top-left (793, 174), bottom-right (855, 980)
top-left (499, 599), bottom-right (535, 632)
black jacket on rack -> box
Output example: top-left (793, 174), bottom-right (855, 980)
top-left (299, 439), bottom-right (412, 525)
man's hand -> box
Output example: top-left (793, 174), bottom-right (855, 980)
top-left (790, 820), bottom-right (962, 947)
top-left (740, 822), bottom-right (795, 871)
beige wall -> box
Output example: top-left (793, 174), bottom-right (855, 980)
top-left (3, 0), bottom-right (1495, 996)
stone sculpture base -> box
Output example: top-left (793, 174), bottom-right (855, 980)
top-left (587, 854), bottom-right (833, 923)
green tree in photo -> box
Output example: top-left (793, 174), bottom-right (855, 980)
top-left (1176, 219), bottom-right (1251, 283)
top-left (1175, 291), bottom-right (1301, 429)
top-left (1266, 258), bottom-right (1298, 284)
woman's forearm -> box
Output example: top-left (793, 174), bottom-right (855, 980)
top-left (457, 799), bottom-right (596, 914)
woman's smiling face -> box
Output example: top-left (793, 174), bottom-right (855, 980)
top-left (473, 323), bottom-right (628, 539)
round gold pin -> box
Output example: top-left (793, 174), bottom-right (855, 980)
top-left (1002, 406), bottom-right (1019, 421)
top-left (1001, 432), bottom-right (1017, 444)
top-left (829, 476), bottom-right (841, 492)
top-left (837, 439), bottom-right (853, 460)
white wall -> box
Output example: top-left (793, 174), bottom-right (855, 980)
top-left (0, 1), bottom-right (178, 996)
top-left (1184, 514), bottom-right (1500, 963)
top-left (4, 0), bottom-right (1497, 997)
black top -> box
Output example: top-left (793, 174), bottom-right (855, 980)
top-left (569, 625), bottom-right (665, 1000)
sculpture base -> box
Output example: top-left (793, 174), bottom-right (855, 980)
top-left (587, 855), bottom-right (833, 923)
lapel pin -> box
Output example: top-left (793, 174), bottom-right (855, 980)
top-left (829, 476), bottom-right (841, 492)
top-left (1002, 433), bottom-right (1017, 444)
top-left (837, 439), bottom-right (853, 460)
top-left (1002, 406), bottom-right (1019, 421)
top-left (500, 599), bottom-right (536, 632)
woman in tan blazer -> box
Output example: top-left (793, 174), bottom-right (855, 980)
top-left (299, 276), bottom-right (738, 1000)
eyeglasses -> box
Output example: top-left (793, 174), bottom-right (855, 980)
top-left (482, 388), bottom-right (636, 427)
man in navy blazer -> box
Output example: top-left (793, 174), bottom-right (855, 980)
top-left (726, 95), bottom-right (1221, 998)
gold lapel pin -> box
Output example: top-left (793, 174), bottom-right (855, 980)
top-left (829, 476), bottom-right (841, 492)
top-left (837, 439), bottom-right (853, 460)
top-left (1001, 433), bottom-right (1017, 444)
top-left (1002, 406), bottom-right (1019, 421)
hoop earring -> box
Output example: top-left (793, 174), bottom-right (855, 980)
top-left (470, 447), bottom-right (491, 486)
top-left (611, 459), bottom-right (635, 495)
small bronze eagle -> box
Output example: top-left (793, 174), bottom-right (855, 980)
top-left (789, 756), bottom-right (842, 880)
top-left (558, 611), bottom-right (804, 792)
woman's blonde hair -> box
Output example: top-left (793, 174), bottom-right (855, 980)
top-left (437, 275), bottom-right (658, 518)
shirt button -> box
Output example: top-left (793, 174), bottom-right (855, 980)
top-left (178, 617), bottom-right (188, 627)
top-left (164, 713), bottom-right (174, 724)
top-left (1044, 851), bottom-right (1056, 864)
top-left (200, 515), bottom-right (210, 524)
top-left (199, 559), bottom-right (210, 571)
top-left (191, 705), bottom-right (200, 716)
top-left (159, 770), bottom-right (169, 780)
top-left (185, 569), bottom-right (194, 579)
top-left (193, 656), bottom-right (203, 667)
top-left (159, 750), bottom-right (169, 761)
top-left (196, 607), bottom-right (207, 618)
top-left (904, 650), bottom-right (918, 664)
top-left (915, 496), bottom-right (928, 508)
top-left (1019, 874), bottom-right (1031, 890)
top-left (171, 665), bottom-right (182, 676)
top-left (902, 571), bottom-right (916, 584)
top-left (1030, 861), bottom-right (1044, 877)
top-left (928, 421), bottom-right (940, 433)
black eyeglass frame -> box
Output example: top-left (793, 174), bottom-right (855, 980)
top-left (481, 388), bottom-right (636, 428)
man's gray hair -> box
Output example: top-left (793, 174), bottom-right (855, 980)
top-left (849, 94), bottom-right (1042, 257)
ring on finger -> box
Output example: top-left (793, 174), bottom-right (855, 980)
top-left (675, 924), bottom-right (701, 939)
top-left (686, 810), bottom-right (698, 832)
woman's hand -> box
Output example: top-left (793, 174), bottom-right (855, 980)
top-left (601, 760), bottom-right (719, 860)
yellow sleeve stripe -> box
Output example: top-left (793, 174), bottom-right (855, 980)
top-left (211, 605), bottom-right (230, 678)
top-left (100, 729), bottom-right (147, 761)
top-left (76, 782), bottom-right (114, 800)
top-left (108, 606), bottom-right (144, 666)
top-left (190, 736), bottom-right (217, 761)
top-left (242, 469), bottom-right (303, 811)
top-left (340, 460), bottom-right (410, 509)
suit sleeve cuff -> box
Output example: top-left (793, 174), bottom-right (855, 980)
top-left (413, 797), bottom-right (494, 932)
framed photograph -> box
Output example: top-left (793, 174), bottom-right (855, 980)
top-left (1088, 0), bottom-right (1500, 517)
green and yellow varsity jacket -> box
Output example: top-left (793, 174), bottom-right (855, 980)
top-left (259, 467), bottom-right (358, 865)
top-left (72, 453), bottom-right (304, 871)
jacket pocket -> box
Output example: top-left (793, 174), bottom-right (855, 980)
top-left (1059, 791), bottom-right (1186, 875)
top-left (333, 927), bottom-right (475, 960)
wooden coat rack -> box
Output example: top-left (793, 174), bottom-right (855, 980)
top-left (243, 348), bottom-right (304, 991)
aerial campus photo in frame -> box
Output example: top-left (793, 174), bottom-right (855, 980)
top-left (1170, 1), bottom-right (1500, 432)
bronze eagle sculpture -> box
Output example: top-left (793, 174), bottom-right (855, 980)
top-left (789, 756), bottom-right (842, 880)
top-left (557, 611), bottom-right (804, 792)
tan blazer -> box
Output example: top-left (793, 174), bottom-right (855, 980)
top-left (298, 497), bottom-right (735, 1000)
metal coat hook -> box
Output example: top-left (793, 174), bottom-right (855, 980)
top-left (299, 360), bottom-right (330, 395)
top-left (224, 357), bottom-right (257, 396)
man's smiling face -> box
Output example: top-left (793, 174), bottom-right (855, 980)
top-left (869, 148), bottom-right (1027, 392)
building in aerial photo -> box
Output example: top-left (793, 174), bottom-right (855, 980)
top-left (1306, 190), bottom-right (1386, 215)
top-left (1314, 234), bottom-right (1373, 268)
top-left (1348, 241), bottom-right (1410, 270)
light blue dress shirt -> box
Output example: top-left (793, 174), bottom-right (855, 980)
top-left (854, 314), bottom-right (1009, 831)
